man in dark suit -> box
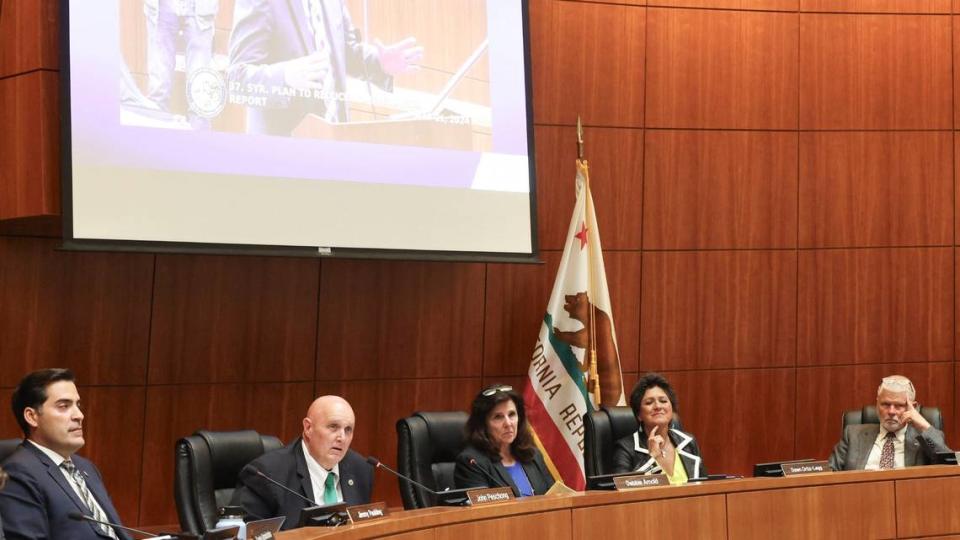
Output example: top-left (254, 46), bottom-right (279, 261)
top-left (0, 369), bottom-right (130, 540)
top-left (227, 0), bottom-right (422, 135)
top-left (829, 375), bottom-right (951, 471)
top-left (230, 395), bottom-right (372, 530)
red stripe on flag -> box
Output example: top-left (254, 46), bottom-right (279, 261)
top-left (523, 383), bottom-right (586, 490)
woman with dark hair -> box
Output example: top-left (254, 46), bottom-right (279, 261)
top-left (454, 384), bottom-right (555, 497)
top-left (612, 373), bottom-right (706, 484)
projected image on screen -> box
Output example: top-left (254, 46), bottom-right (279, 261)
top-left (119, 0), bottom-right (491, 153)
top-left (68, 1), bottom-right (534, 255)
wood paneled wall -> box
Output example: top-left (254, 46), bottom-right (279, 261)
top-left (2, 0), bottom-right (960, 527)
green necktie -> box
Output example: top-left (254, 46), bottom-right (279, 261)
top-left (323, 471), bottom-right (338, 505)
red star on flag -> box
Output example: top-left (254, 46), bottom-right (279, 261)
top-left (574, 221), bottom-right (588, 249)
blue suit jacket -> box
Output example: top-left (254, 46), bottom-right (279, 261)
top-left (229, 439), bottom-right (373, 530)
top-left (0, 443), bottom-right (130, 540)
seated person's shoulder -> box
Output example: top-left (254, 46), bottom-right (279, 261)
top-left (455, 444), bottom-right (485, 464)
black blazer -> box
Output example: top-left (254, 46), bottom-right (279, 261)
top-left (453, 445), bottom-right (555, 496)
top-left (230, 439), bottom-right (372, 530)
top-left (612, 427), bottom-right (706, 479)
top-left (0, 442), bottom-right (131, 540)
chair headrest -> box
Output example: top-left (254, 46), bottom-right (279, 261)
top-left (414, 411), bottom-right (468, 461)
top-left (196, 430), bottom-right (270, 489)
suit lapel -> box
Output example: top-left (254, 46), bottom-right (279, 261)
top-left (904, 425), bottom-right (921, 466)
top-left (853, 425), bottom-right (879, 470)
top-left (339, 457), bottom-right (358, 505)
top-left (294, 443), bottom-right (316, 506)
top-left (285, 0), bottom-right (316, 54)
top-left (491, 460), bottom-right (520, 496)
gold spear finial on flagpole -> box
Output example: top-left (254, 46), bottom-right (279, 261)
top-left (577, 116), bottom-right (585, 161)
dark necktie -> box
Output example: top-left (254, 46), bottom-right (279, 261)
top-left (61, 460), bottom-right (118, 539)
top-left (879, 431), bottom-right (896, 470)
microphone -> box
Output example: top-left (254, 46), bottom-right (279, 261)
top-left (67, 512), bottom-right (174, 539)
top-left (468, 458), bottom-right (506, 488)
top-left (248, 467), bottom-right (320, 507)
top-left (365, 456), bottom-right (442, 496)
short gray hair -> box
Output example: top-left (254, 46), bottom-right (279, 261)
top-left (877, 375), bottom-right (916, 401)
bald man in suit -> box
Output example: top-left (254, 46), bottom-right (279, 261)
top-left (829, 375), bottom-right (951, 471)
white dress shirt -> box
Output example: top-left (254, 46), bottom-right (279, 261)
top-left (864, 425), bottom-right (907, 470)
top-left (301, 440), bottom-right (343, 504)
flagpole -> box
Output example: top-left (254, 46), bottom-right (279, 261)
top-left (578, 117), bottom-right (602, 408)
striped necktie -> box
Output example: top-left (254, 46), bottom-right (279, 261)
top-left (61, 460), bottom-right (118, 539)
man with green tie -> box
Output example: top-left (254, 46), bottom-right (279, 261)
top-left (231, 395), bottom-right (372, 530)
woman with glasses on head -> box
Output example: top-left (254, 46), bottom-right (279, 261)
top-left (454, 384), bottom-right (555, 497)
top-left (612, 373), bottom-right (705, 484)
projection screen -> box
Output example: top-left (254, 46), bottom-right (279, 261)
top-left (62, 0), bottom-right (537, 261)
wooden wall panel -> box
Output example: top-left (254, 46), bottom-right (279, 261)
top-left (795, 362), bottom-right (955, 463)
top-left (660, 369), bottom-right (796, 477)
top-left (315, 378), bottom-right (480, 508)
top-left (797, 248), bottom-right (953, 366)
top-left (138, 382), bottom-right (313, 526)
top-left (0, 237), bottom-right (153, 387)
top-left (534, 126), bottom-right (644, 251)
top-left (148, 254), bottom-right (319, 384)
top-left (0, 71), bottom-right (60, 222)
top-left (316, 260), bottom-right (485, 381)
top-left (645, 8), bottom-right (798, 129)
top-left (483, 251), bottom-right (561, 377)
top-left (570, 495), bottom-right (726, 539)
top-left (799, 14), bottom-right (952, 129)
top-left (0, 0), bottom-right (58, 77)
top-left (640, 251), bottom-right (797, 370)
top-left (483, 251), bottom-right (642, 377)
top-left (799, 131), bottom-right (953, 248)
top-left (649, 0), bottom-right (796, 8)
top-left (530, 0), bottom-right (645, 127)
top-left (78, 386), bottom-right (147, 526)
top-left (644, 130), bottom-right (798, 250)
top-left (727, 482), bottom-right (897, 539)
top-left (801, 0), bottom-right (950, 12)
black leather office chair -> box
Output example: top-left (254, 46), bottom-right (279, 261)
top-left (0, 439), bottom-right (22, 463)
top-left (174, 430), bottom-right (283, 534)
top-left (842, 405), bottom-right (943, 431)
top-left (583, 406), bottom-right (686, 478)
top-left (583, 406), bottom-right (639, 477)
top-left (396, 411), bottom-right (468, 509)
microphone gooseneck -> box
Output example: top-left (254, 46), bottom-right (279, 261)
top-left (67, 511), bottom-right (167, 538)
top-left (365, 455), bottom-right (441, 495)
top-left (250, 467), bottom-right (320, 507)
top-left (467, 458), bottom-right (505, 488)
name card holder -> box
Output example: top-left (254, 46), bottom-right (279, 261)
top-left (781, 460), bottom-right (831, 476)
top-left (347, 501), bottom-right (390, 523)
top-left (467, 486), bottom-right (515, 505)
top-left (613, 473), bottom-right (669, 490)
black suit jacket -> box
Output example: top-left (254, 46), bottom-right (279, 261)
top-left (229, 439), bottom-right (372, 530)
top-left (828, 424), bottom-right (950, 471)
top-left (611, 427), bottom-right (706, 479)
top-left (0, 443), bottom-right (131, 540)
top-left (453, 445), bottom-right (555, 496)
top-left (227, 0), bottom-right (392, 134)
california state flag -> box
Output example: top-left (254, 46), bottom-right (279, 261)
top-left (523, 158), bottom-right (626, 490)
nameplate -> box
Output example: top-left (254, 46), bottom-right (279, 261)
top-left (347, 501), bottom-right (389, 523)
top-left (613, 474), bottom-right (669, 490)
top-left (781, 460), bottom-right (830, 476)
top-left (466, 486), bottom-right (515, 505)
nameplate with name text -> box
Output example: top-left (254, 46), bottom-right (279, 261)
top-left (347, 501), bottom-right (390, 523)
top-left (467, 486), bottom-right (515, 505)
top-left (613, 474), bottom-right (669, 490)
top-left (781, 460), bottom-right (831, 476)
